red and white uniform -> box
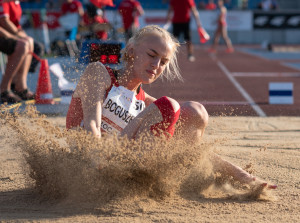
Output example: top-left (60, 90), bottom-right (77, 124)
top-left (66, 67), bottom-right (146, 134)
top-left (118, 0), bottom-right (141, 30)
top-left (170, 0), bottom-right (196, 23)
top-left (217, 8), bottom-right (227, 27)
top-left (66, 66), bottom-right (180, 138)
top-left (0, 0), bottom-right (22, 29)
top-left (61, 0), bottom-right (82, 15)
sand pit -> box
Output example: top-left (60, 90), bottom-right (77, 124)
top-left (0, 108), bottom-right (299, 222)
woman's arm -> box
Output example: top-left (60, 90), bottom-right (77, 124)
top-left (75, 62), bottom-right (111, 137)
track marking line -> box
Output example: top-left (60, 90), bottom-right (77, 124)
top-left (210, 54), bottom-right (266, 117)
top-left (202, 101), bottom-right (252, 105)
top-left (232, 72), bottom-right (300, 77)
top-left (281, 62), bottom-right (300, 71)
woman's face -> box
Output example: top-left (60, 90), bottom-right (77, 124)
top-left (130, 34), bottom-right (173, 84)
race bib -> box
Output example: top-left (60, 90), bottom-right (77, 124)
top-left (101, 86), bottom-right (145, 134)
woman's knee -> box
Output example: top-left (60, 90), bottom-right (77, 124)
top-left (15, 40), bottom-right (28, 55)
top-left (25, 36), bottom-right (34, 50)
top-left (180, 101), bottom-right (209, 129)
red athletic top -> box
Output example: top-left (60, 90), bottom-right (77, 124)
top-left (118, 0), bottom-right (141, 30)
top-left (61, 0), bottom-right (82, 15)
top-left (205, 3), bottom-right (217, 10)
top-left (0, 1), bottom-right (22, 29)
top-left (218, 8), bottom-right (227, 27)
top-left (66, 67), bottom-right (145, 130)
top-left (170, 0), bottom-right (196, 23)
top-left (83, 13), bottom-right (108, 40)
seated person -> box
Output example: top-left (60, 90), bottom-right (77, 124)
top-left (81, 3), bottom-right (111, 40)
top-left (0, 0), bottom-right (35, 103)
top-left (0, 27), bottom-right (34, 103)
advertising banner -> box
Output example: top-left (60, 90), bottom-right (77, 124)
top-left (253, 11), bottom-right (300, 29)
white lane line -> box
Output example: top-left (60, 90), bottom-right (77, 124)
top-left (281, 62), bottom-right (300, 71)
top-left (201, 101), bottom-right (252, 105)
top-left (178, 100), bottom-right (251, 105)
top-left (210, 54), bottom-right (266, 117)
top-left (232, 72), bottom-right (300, 77)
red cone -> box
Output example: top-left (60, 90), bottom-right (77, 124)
top-left (35, 59), bottom-right (54, 104)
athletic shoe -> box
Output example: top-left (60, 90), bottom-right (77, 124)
top-left (188, 55), bottom-right (195, 62)
top-left (207, 48), bottom-right (216, 53)
top-left (226, 48), bottom-right (234, 53)
top-left (14, 89), bottom-right (35, 101)
top-left (0, 90), bottom-right (22, 104)
top-left (11, 83), bottom-right (35, 100)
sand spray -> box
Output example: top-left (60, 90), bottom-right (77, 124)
top-left (0, 105), bottom-right (275, 206)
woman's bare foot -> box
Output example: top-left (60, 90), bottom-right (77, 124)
top-left (252, 177), bottom-right (277, 189)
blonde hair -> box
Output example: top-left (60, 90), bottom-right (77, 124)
top-left (121, 25), bottom-right (183, 81)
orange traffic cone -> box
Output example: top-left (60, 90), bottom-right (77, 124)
top-left (35, 59), bottom-right (55, 104)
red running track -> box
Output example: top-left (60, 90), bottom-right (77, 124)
top-left (143, 45), bottom-right (300, 117)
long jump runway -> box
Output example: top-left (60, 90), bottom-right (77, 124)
top-left (143, 45), bottom-right (300, 117)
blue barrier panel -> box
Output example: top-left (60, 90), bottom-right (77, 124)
top-left (269, 82), bottom-right (293, 104)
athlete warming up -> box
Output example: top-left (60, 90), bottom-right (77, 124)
top-left (208, 0), bottom-right (234, 53)
top-left (66, 25), bottom-right (276, 190)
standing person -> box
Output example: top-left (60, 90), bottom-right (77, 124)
top-left (60, 0), bottom-right (84, 39)
top-left (118, 0), bottom-right (144, 42)
top-left (205, 0), bottom-right (217, 10)
top-left (208, 0), bottom-right (234, 53)
top-left (257, 0), bottom-right (278, 11)
top-left (166, 0), bottom-right (204, 62)
top-left (82, 3), bottom-right (111, 40)
top-left (66, 25), bottom-right (277, 191)
top-left (0, 0), bottom-right (35, 103)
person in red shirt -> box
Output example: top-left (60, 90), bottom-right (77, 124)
top-left (118, 0), bottom-right (144, 42)
top-left (61, 0), bottom-right (84, 16)
top-left (82, 3), bottom-right (111, 40)
top-left (0, 0), bottom-right (35, 103)
top-left (166, 0), bottom-right (204, 62)
top-left (61, 0), bottom-right (84, 38)
top-left (205, 0), bottom-right (217, 10)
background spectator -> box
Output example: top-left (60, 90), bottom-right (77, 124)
top-left (60, 0), bottom-right (84, 39)
top-left (166, 0), bottom-right (204, 62)
top-left (205, 0), bottom-right (217, 10)
top-left (82, 3), bottom-right (111, 40)
top-left (198, 0), bottom-right (206, 9)
top-left (0, 0), bottom-right (35, 102)
top-left (257, 0), bottom-right (278, 11)
top-left (118, 0), bottom-right (144, 42)
top-left (208, 0), bottom-right (234, 53)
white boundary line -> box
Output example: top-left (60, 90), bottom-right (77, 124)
top-left (210, 54), bottom-right (266, 117)
top-left (232, 72), bottom-right (300, 77)
top-left (281, 62), bottom-right (300, 72)
top-left (201, 101), bottom-right (252, 105)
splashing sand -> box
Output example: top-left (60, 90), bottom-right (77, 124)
top-left (0, 105), bottom-right (275, 206)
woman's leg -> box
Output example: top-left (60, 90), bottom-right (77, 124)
top-left (121, 96), bottom-right (180, 140)
top-left (12, 36), bottom-right (34, 93)
top-left (174, 101), bottom-right (276, 189)
top-left (0, 39), bottom-right (27, 93)
top-left (210, 153), bottom-right (277, 189)
top-left (221, 26), bottom-right (233, 51)
top-left (210, 26), bottom-right (222, 51)
top-left (174, 101), bottom-right (208, 144)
